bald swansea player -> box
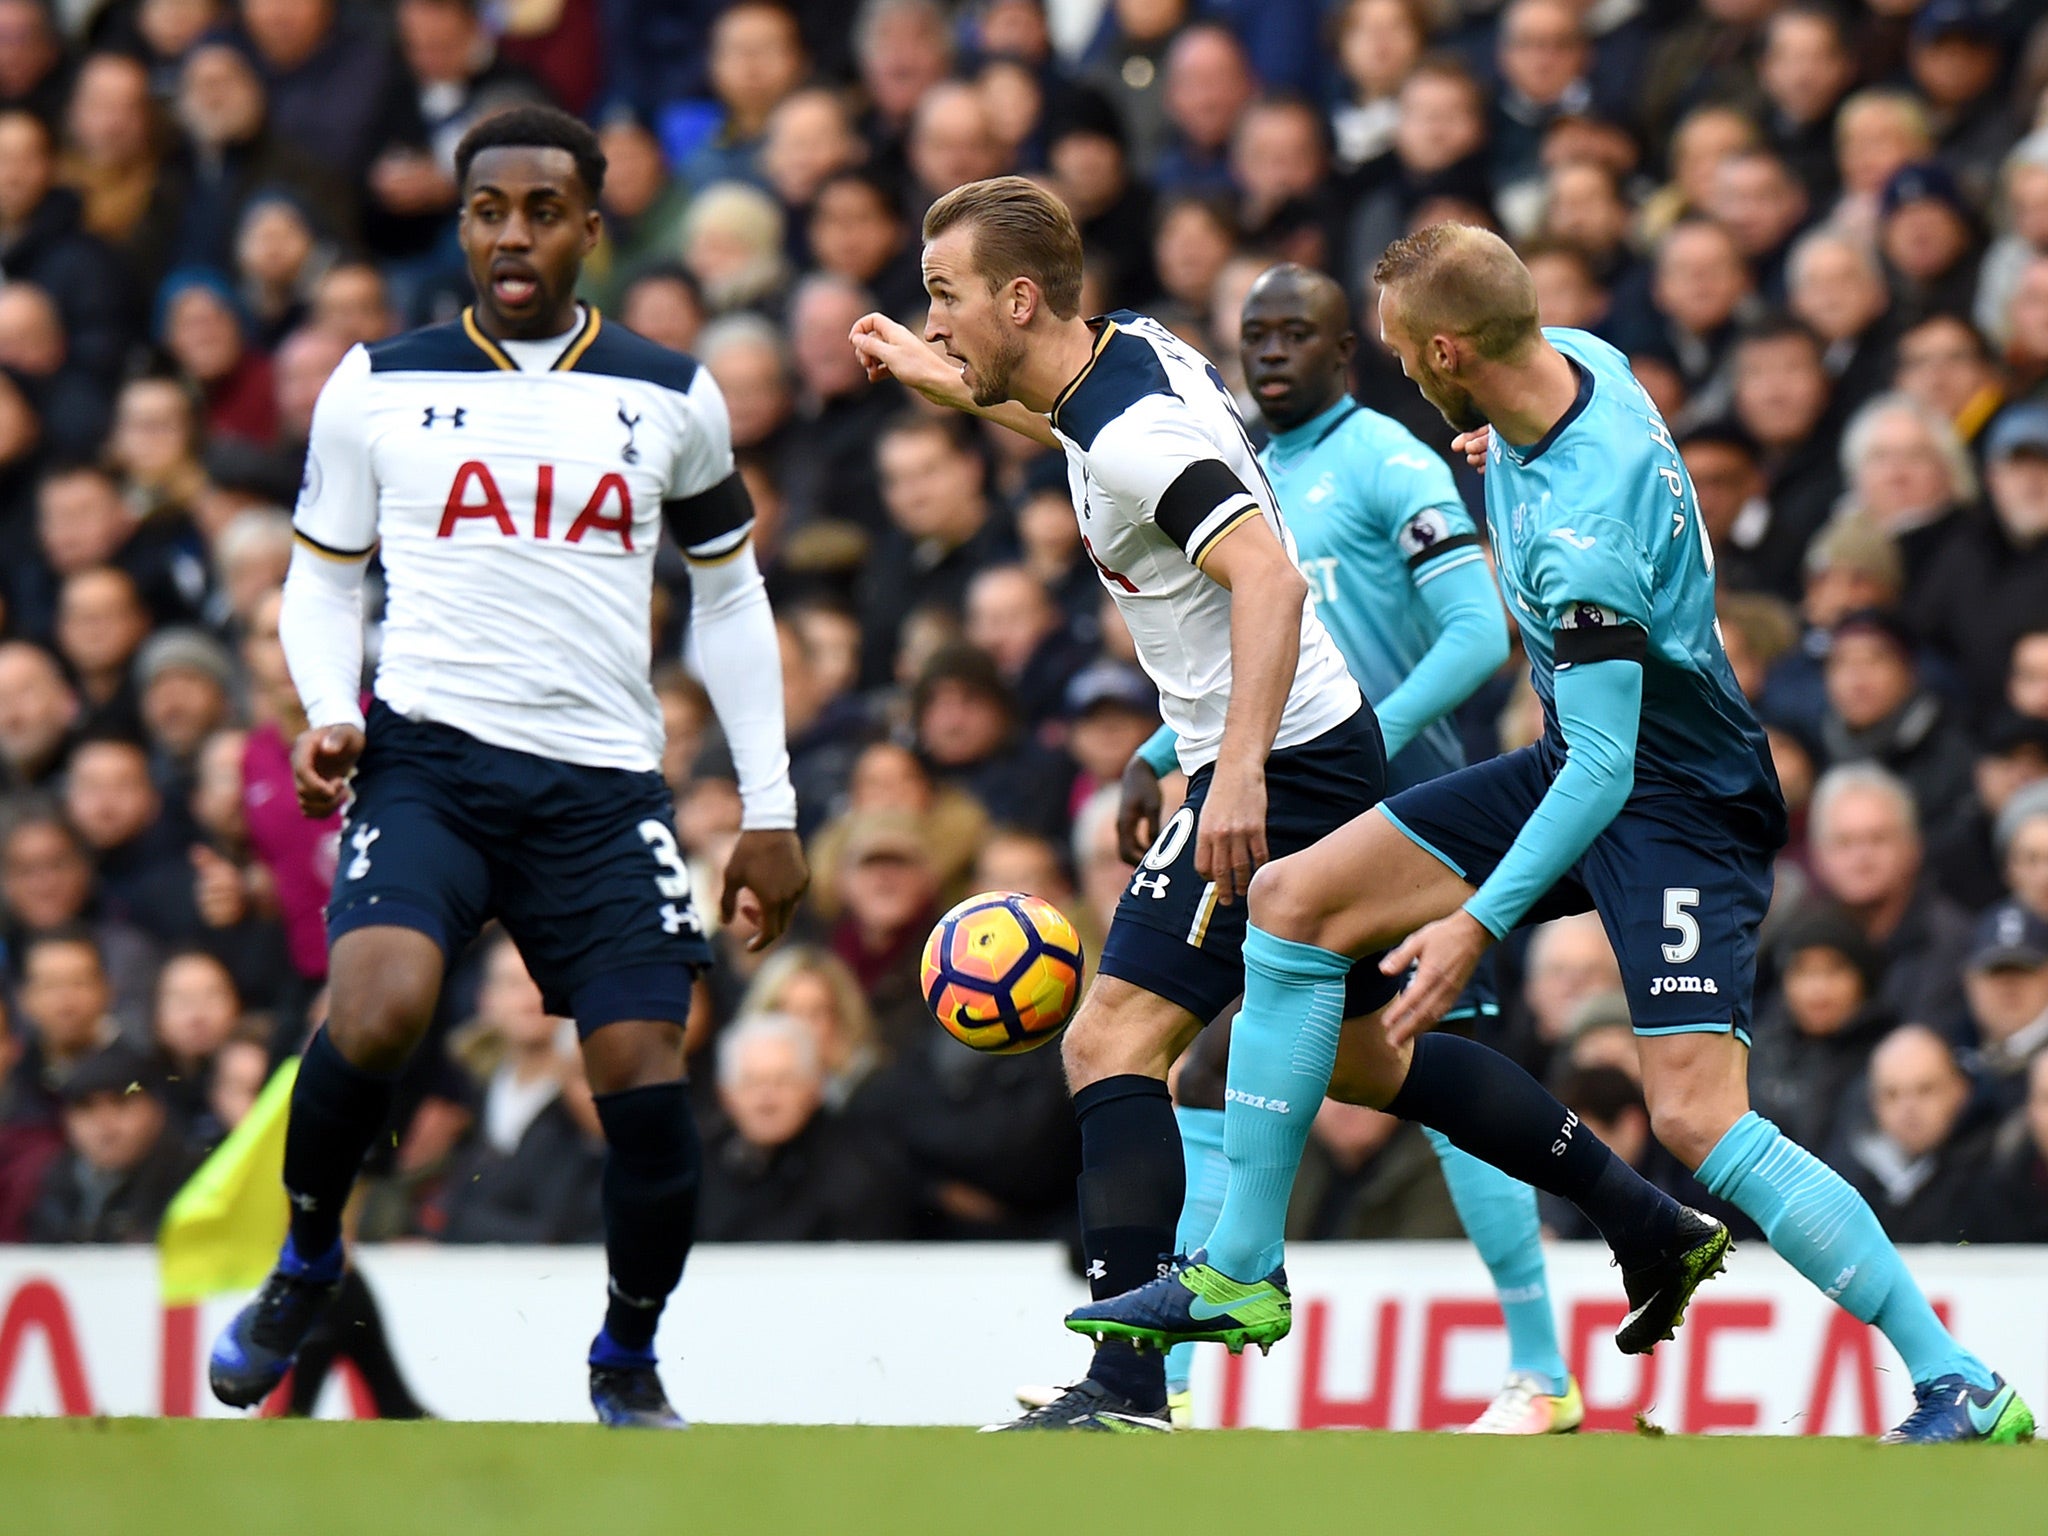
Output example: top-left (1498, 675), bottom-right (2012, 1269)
top-left (1124, 264), bottom-right (1578, 1434)
top-left (1080, 225), bottom-right (2032, 1446)
top-left (853, 179), bottom-right (1716, 1432)
top-left (208, 107), bottom-right (808, 1429)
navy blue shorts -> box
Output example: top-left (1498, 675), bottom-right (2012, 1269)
top-left (1098, 708), bottom-right (1402, 1023)
top-left (328, 701), bottom-right (710, 1034)
top-left (1380, 744), bottom-right (1774, 1043)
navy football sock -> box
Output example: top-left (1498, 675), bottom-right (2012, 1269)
top-left (594, 1081), bottom-right (701, 1357)
top-left (1074, 1075), bottom-right (1183, 1411)
top-left (1386, 1033), bottom-right (1680, 1269)
top-left (281, 1027), bottom-right (400, 1261)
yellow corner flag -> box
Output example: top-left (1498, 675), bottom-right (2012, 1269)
top-left (158, 1057), bottom-right (300, 1305)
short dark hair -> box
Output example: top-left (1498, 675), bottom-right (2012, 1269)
top-left (455, 105), bottom-right (607, 202)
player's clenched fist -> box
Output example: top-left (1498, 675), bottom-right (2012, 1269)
top-left (291, 724), bottom-right (364, 818)
top-left (848, 311), bottom-right (973, 411)
top-left (722, 829), bottom-right (810, 951)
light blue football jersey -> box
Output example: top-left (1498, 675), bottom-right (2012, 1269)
top-left (1259, 398), bottom-right (1485, 791)
top-left (1481, 328), bottom-right (1785, 838)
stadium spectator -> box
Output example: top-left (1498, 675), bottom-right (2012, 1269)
top-left (1748, 905), bottom-right (1894, 1159)
top-left (0, 809), bottom-right (156, 1036)
top-left (1959, 902), bottom-right (2048, 1101)
top-left (434, 937), bottom-right (605, 1244)
top-left (0, 640), bottom-right (79, 789)
top-left (1757, 2), bottom-right (1856, 198)
top-left (0, 991), bottom-right (60, 1240)
top-left (1916, 403), bottom-right (2048, 723)
top-left (239, 0), bottom-right (397, 184)
top-left (1836, 392), bottom-right (1977, 628)
top-left (1727, 316), bottom-right (1841, 597)
top-left (26, 1040), bottom-right (203, 1243)
top-left (686, 0), bottom-right (808, 191)
top-left (1287, 1097), bottom-right (1459, 1241)
top-left (964, 564), bottom-right (1087, 732)
top-left (1503, 912), bottom-right (1622, 1081)
top-left (1787, 229), bottom-right (1894, 420)
top-left (911, 645), bottom-right (1072, 841)
top-left (1817, 607), bottom-right (1975, 820)
top-left (697, 1010), bottom-right (913, 1241)
top-left (1807, 764), bottom-right (1974, 1034)
top-left (148, 947), bottom-right (240, 1131)
top-left (1977, 1049), bottom-right (2048, 1241)
top-left (0, 109), bottom-right (133, 384)
top-left (1841, 1024), bottom-right (1992, 1245)
top-left (1999, 781), bottom-right (2048, 920)
top-left (1891, 311), bottom-right (2004, 452)
top-left (1927, 716), bottom-right (2048, 913)
top-left (15, 928), bottom-right (122, 1108)
top-left (738, 946), bottom-right (888, 1121)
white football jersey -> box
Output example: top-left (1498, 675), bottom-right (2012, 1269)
top-left (293, 308), bottom-right (745, 772)
top-left (1051, 311), bottom-right (1360, 771)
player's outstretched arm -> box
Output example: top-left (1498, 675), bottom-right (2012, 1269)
top-left (1381, 652), bottom-right (1642, 1042)
top-left (848, 311), bottom-right (1059, 450)
top-left (1198, 515), bottom-right (1310, 904)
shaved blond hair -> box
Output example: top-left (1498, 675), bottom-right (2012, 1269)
top-left (1373, 223), bottom-right (1542, 361)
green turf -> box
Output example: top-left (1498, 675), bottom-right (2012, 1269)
top-left (1, 1419), bottom-right (2040, 1536)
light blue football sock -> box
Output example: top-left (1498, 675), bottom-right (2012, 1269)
top-left (1698, 1111), bottom-right (1992, 1390)
top-left (1424, 1127), bottom-right (1567, 1396)
top-left (1202, 926), bottom-right (1351, 1282)
top-left (1167, 1105), bottom-right (1228, 1396)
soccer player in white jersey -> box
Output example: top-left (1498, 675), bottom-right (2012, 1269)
top-left (208, 107), bottom-right (808, 1429)
top-left (852, 178), bottom-right (1711, 1431)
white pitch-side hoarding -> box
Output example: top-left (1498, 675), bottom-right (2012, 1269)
top-left (1, 1243), bottom-right (2043, 1432)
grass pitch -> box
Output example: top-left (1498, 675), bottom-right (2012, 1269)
top-left (2, 1419), bottom-right (2038, 1536)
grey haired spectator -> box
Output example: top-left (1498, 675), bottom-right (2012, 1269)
top-left (697, 1009), bottom-right (914, 1242)
top-left (1835, 391), bottom-right (1977, 631)
top-left (1807, 763), bottom-right (1975, 1032)
top-left (1996, 778), bottom-right (2048, 921)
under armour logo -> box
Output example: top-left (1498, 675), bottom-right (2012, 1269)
top-left (1086, 1259), bottom-right (1107, 1281)
top-left (660, 902), bottom-right (699, 934)
top-left (287, 1189), bottom-right (319, 1213)
top-left (1130, 871), bottom-right (1171, 900)
top-left (346, 823), bottom-right (380, 880)
top-left (618, 402), bottom-right (642, 464)
top-left (423, 406), bottom-right (466, 429)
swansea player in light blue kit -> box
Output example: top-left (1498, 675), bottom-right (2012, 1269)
top-left (1075, 225), bottom-right (2033, 1444)
top-left (1120, 264), bottom-right (1578, 1434)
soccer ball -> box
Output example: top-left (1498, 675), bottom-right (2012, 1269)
top-left (921, 891), bottom-right (1085, 1054)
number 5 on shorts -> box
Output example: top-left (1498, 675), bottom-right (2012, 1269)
top-left (1661, 887), bottom-right (1701, 964)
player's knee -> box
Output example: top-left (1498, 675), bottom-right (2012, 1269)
top-left (582, 1019), bottom-right (686, 1095)
top-left (1644, 1091), bottom-right (1740, 1171)
top-left (1246, 855), bottom-right (1331, 945)
top-left (325, 933), bottom-right (442, 1073)
top-left (1060, 998), bottom-right (1166, 1091)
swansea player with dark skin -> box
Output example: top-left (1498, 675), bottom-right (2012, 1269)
top-left (217, 108), bottom-right (810, 1429)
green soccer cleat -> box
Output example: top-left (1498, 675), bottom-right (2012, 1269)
top-left (1615, 1207), bottom-right (1731, 1355)
top-left (1065, 1251), bottom-right (1291, 1355)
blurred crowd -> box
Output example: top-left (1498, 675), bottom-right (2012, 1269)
top-left (0, 0), bottom-right (2046, 1260)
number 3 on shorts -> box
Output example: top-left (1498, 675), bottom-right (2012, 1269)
top-left (1661, 887), bottom-right (1701, 964)
top-left (639, 820), bottom-right (691, 899)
